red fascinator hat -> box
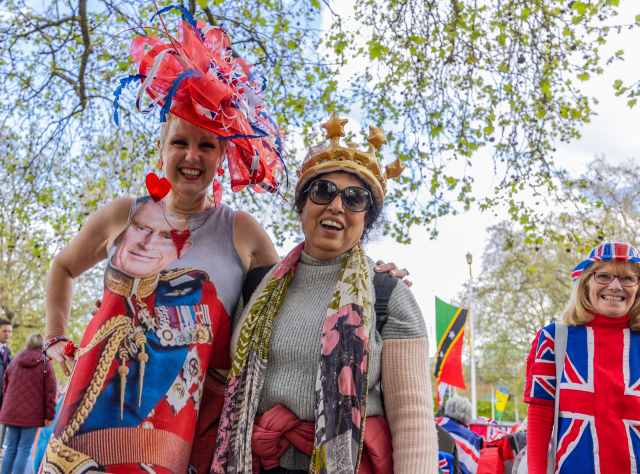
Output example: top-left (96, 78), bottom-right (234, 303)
top-left (114, 6), bottom-right (285, 194)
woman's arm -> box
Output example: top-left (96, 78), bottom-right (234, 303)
top-left (382, 338), bottom-right (438, 473)
top-left (45, 197), bottom-right (133, 375)
top-left (526, 403), bottom-right (553, 472)
top-left (233, 211), bottom-right (280, 273)
top-left (380, 281), bottom-right (438, 473)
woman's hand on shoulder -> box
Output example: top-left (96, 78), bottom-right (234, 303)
top-left (375, 260), bottom-right (412, 287)
top-left (233, 211), bottom-right (280, 273)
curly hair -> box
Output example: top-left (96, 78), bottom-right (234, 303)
top-left (294, 171), bottom-right (384, 243)
top-left (561, 259), bottom-right (640, 331)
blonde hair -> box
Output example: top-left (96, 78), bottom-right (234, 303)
top-left (561, 259), bottom-right (640, 331)
top-left (26, 332), bottom-right (44, 350)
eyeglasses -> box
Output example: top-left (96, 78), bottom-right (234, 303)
top-left (305, 179), bottom-right (372, 213)
top-left (590, 271), bottom-right (640, 287)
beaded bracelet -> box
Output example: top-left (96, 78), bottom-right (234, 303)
top-left (41, 336), bottom-right (74, 373)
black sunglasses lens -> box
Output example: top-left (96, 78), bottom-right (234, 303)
top-left (309, 180), bottom-right (338, 204)
top-left (342, 187), bottom-right (370, 211)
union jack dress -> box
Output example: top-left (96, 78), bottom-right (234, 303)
top-left (524, 313), bottom-right (640, 473)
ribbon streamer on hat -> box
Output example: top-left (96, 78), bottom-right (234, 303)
top-left (109, 7), bottom-right (286, 195)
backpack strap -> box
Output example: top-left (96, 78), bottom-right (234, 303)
top-left (373, 272), bottom-right (400, 334)
top-left (242, 264), bottom-right (276, 305)
top-left (241, 264), bottom-right (399, 334)
top-left (547, 322), bottom-right (568, 474)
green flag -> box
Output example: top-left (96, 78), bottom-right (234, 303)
top-left (434, 297), bottom-right (468, 389)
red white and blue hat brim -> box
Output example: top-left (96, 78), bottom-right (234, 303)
top-left (571, 242), bottom-right (640, 282)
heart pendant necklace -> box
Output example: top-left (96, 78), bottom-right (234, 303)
top-left (160, 200), bottom-right (213, 258)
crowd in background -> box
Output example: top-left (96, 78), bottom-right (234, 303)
top-left (436, 396), bottom-right (528, 474)
top-left (0, 320), bottom-right (57, 474)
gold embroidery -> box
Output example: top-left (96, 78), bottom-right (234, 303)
top-left (104, 265), bottom-right (159, 299)
top-left (42, 438), bottom-right (100, 474)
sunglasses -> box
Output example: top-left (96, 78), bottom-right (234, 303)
top-left (305, 179), bottom-right (372, 213)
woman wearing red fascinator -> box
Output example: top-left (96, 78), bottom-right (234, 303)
top-left (40, 7), bottom-right (406, 474)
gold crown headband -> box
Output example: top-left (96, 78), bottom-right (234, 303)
top-left (295, 113), bottom-right (405, 207)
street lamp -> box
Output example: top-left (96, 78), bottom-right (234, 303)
top-left (466, 252), bottom-right (477, 419)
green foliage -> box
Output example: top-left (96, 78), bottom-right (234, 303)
top-left (0, 0), bottom-right (336, 343)
top-left (0, 128), bottom-right (102, 362)
top-left (469, 158), bottom-right (640, 389)
top-left (327, 0), bottom-right (637, 242)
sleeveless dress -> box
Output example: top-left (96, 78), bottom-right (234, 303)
top-left (524, 313), bottom-right (640, 473)
top-left (42, 197), bottom-right (244, 474)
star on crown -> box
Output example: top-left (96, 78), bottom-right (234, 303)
top-left (322, 112), bottom-right (348, 140)
top-left (366, 126), bottom-right (388, 152)
top-left (297, 113), bottom-right (406, 200)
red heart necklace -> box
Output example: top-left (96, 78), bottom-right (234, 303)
top-left (160, 200), bottom-right (213, 258)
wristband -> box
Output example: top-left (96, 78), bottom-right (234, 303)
top-left (42, 336), bottom-right (72, 372)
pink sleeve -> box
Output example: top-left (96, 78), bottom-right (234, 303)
top-left (526, 403), bottom-right (554, 474)
top-left (381, 337), bottom-right (439, 474)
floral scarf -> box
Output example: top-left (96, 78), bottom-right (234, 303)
top-left (211, 242), bottom-right (373, 474)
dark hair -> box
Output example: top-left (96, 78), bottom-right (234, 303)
top-left (295, 172), bottom-right (384, 242)
top-left (0, 319), bottom-right (11, 328)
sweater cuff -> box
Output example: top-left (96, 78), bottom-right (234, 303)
top-left (526, 403), bottom-right (554, 474)
top-left (381, 337), bottom-right (439, 474)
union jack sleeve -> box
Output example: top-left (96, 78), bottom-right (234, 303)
top-left (524, 324), bottom-right (557, 406)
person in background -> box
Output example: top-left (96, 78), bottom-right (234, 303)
top-left (28, 397), bottom-right (65, 474)
top-left (0, 318), bottom-right (13, 447)
top-left (436, 424), bottom-right (462, 474)
top-left (524, 242), bottom-right (640, 473)
top-left (437, 396), bottom-right (482, 474)
top-left (0, 332), bottom-right (56, 474)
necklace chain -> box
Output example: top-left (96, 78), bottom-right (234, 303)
top-left (160, 199), bottom-right (213, 234)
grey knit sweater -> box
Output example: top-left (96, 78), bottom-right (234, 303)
top-left (231, 250), bottom-right (427, 470)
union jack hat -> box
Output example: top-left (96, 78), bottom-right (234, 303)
top-left (113, 6), bottom-right (285, 194)
top-left (572, 242), bottom-right (640, 281)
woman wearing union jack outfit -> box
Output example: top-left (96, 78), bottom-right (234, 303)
top-left (524, 242), bottom-right (640, 473)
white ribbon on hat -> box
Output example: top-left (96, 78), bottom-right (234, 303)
top-left (135, 48), bottom-right (178, 114)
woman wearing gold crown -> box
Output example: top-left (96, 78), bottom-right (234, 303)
top-left (40, 9), bottom-right (405, 474)
top-left (212, 113), bottom-right (438, 474)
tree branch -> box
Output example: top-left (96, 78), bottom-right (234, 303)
top-left (202, 7), bottom-right (220, 27)
top-left (18, 16), bottom-right (76, 38)
top-left (76, 0), bottom-right (92, 108)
